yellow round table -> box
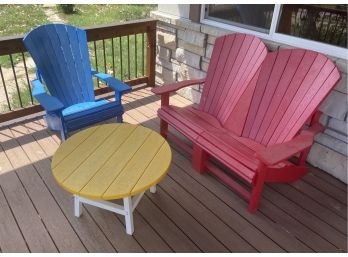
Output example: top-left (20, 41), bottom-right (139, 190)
top-left (51, 123), bottom-right (172, 235)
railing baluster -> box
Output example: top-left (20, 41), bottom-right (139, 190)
top-left (93, 41), bottom-right (99, 87)
top-left (22, 52), bottom-right (34, 105)
top-left (336, 16), bottom-right (346, 45)
top-left (102, 39), bottom-right (107, 73)
top-left (111, 38), bottom-right (115, 77)
top-left (135, 33), bottom-right (138, 78)
top-left (9, 54), bottom-right (23, 108)
top-left (323, 13), bottom-right (333, 41)
top-left (119, 37), bottom-right (123, 81)
top-left (329, 14), bottom-right (341, 44)
top-left (142, 33), bottom-right (145, 76)
top-left (0, 65), bottom-right (11, 111)
top-left (317, 11), bottom-right (327, 40)
top-left (127, 35), bottom-right (130, 80)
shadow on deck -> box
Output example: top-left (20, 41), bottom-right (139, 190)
top-left (0, 88), bottom-right (346, 253)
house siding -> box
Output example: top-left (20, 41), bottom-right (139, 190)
top-left (151, 10), bottom-right (348, 184)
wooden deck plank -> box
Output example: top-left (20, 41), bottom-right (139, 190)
top-left (25, 117), bottom-right (176, 253)
top-left (16, 124), bottom-right (117, 253)
top-left (308, 166), bottom-right (347, 193)
top-left (136, 195), bottom-right (201, 252)
top-left (0, 130), bottom-right (58, 252)
top-left (0, 89), bottom-right (346, 253)
top-left (0, 183), bottom-right (29, 252)
top-left (263, 186), bottom-right (347, 251)
top-left (269, 183), bottom-right (347, 235)
top-left (301, 174), bottom-right (347, 205)
top-left (170, 148), bottom-right (313, 253)
top-left (157, 174), bottom-right (259, 252)
top-left (167, 161), bottom-right (285, 252)
top-left (290, 179), bottom-right (346, 219)
top-left (147, 186), bottom-right (229, 252)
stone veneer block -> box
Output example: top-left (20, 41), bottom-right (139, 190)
top-left (328, 118), bottom-right (348, 135)
top-left (157, 30), bottom-right (177, 50)
top-left (201, 24), bottom-right (231, 37)
top-left (315, 133), bottom-right (347, 156)
top-left (177, 29), bottom-right (206, 47)
top-left (334, 73), bottom-right (347, 94)
top-left (335, 58), bottom-right (348, 74)
top-left (319, 90), bottom-right (348, 121)
top-left (157, 23), bottom-right (177, 34)
top-left (308, 143), bottom-right (347, 183)
top-left (207, 35), bottom-right (216, 45)
top-left (177, 87), bottom-right (202, 104)
top-left (205, 44), bottom-right (214, 59)
top-left (155, 65), bottom-right (176, 84)
top-left (201, 60), bottom-right (209, 72)
top-left (157, 46), bottom-right (171, 61)
top-left (156, 57), bottom-right (181, 73)
top-left (325, 128), bottom-right (348, 143)
top-left (175, 48), bottom-right (201, 69)
top-left (178, 39), bottom-right (205, 56)
top-left (174, 19), bottom-right (201, 32)
top-left (176, 64), bottom-right (206, 81)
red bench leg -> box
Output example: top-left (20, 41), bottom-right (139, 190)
top-left (160, 119), bottom-right (168, 138)
top-left (192, 145), bottom-right (208, 173)
top-left (248, 164), bottom-right (267, 212)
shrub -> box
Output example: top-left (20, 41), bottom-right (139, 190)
top-left (57, 4), bottom-right (75, 14)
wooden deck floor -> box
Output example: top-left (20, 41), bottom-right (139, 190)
top-left (0, 88), bottom-right (347, 253)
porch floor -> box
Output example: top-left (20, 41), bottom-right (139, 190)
top-left (0, 88), bottom-right (346, 253)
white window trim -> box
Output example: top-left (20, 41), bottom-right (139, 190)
top-left (200, 4), bottom-right (348, 60)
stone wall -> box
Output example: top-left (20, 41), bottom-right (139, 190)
top-left (151, 11), bottom-right (348, 183)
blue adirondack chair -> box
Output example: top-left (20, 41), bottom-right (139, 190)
top-left (23, 24), bottom-right (131, 140)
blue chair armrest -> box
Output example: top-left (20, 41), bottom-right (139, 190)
top-left (91, 70), bottom-right (132, 94)
top-left (32, 79), bottom-right (64, 113)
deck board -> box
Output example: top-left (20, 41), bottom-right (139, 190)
top-left (0, 88), bottom-right (346, 253)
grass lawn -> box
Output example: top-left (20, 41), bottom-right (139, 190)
top-left (0, 4), bottom-right (48, 36)
top-left (58, 4), bottom-right (156, 27)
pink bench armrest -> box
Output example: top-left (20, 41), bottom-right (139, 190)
top-left (255, 134), bottom-right (314, 166)
top-left (151, 79), bottom-right (205, 95)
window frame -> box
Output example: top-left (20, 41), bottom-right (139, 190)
top-left (200, 4), bottom-right (348, 60)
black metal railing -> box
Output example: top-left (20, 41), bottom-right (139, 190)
top-left (0, 18), bottom-right (156, 122)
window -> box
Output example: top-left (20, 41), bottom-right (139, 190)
top-left (277, 5), bottom-right (347, 48)
top-left (205, 4), bottom-right (274, 32)
top-left (202, 4), bottom-right (348, 59)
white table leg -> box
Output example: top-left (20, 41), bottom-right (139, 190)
top-left (150, 185), bottom-right (157, 193)
top-left (74, 195), bottom-right (82, 217)
top-left (123, 196), bottom-right (134, 235)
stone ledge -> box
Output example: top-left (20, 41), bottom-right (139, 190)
top-left (319, 90), bottom-right (348, 121)
top-left (315, 133), bottom-right (347, 156)
top-left (328, 118), bottom-right (348, 136)
top-left (308, 143), bottom-right (347, 184)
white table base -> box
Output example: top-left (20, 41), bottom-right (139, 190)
top-left (74, 185), bottom-right (157, 235)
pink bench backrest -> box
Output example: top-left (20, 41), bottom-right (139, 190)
top-left (198, 34), bottom-right (268, 123)
top-left (224, 49), bottom-right (341, 146)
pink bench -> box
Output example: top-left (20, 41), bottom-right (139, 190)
top-left (152, 33), bottom-right (341, 212)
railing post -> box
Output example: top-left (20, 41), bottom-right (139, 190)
top-left (146, 21), bottom-right (157, 87)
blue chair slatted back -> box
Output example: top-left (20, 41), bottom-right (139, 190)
top-left (23, 24), bottom-right (95, 106)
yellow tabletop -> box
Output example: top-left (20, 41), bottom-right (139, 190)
top-left (51, 124), bottom-right (172, 200)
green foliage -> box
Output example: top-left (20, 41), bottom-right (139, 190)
top-left (1, 84), bottom-right (37, 111)
top-left (0, 5), bottom-right (48, 36)
top-left (57, 4), bottom-right (75, 14)
top-left (58, 4), bottom-right (156, 27)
